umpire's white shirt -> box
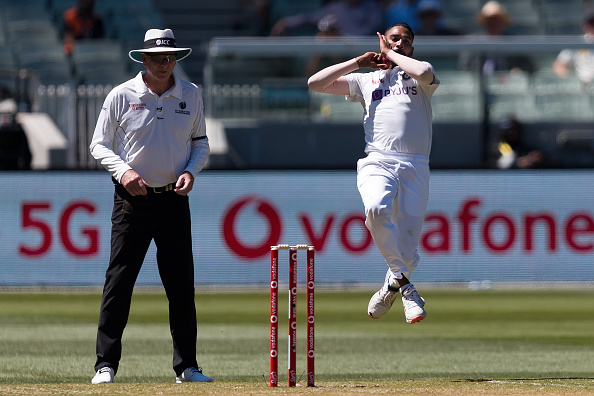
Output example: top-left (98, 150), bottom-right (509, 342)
top-left (345, 64), bottom-right (439, 158)
top-left (90, 72), bottom-right (210, 187)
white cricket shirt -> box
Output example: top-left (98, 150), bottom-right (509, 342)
top-left (90, 72), bottom-right (210, 187)
top-left (345, 64), bottom-right (439, 157)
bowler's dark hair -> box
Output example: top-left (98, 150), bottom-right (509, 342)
top-left (386, 22), bottom-right (414, 41)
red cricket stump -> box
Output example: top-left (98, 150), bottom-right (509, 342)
top-left (288, 247), bottom-right (298, 387)
top-left (306, 247), bottom-right (315, 387)
top-left (270, 247), bottom-right (279, 387)
top-left (269, 244), bottom-right (315, 387)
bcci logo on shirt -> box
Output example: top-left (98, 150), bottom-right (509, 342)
top-left (401, 72), bottom-right (411, 80)
top-left (179, 102), bottom-right (186, 109)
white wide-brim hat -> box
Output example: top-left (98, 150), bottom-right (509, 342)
top-left (128, 28), bottom-right (191, 63)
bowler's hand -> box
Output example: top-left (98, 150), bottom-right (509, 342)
top-left (356, 51), bottom-right (391, 70)
top-left (175, 171), bottom-right (194, 196)
top-left (376, 32), bottom-right (398, 67)
top-left (121, 169), bottom-right (148, 196)
top-left (376, 32), bottom-right (391, 57)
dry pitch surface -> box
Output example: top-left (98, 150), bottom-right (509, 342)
top-left (2, 379), bottom-right (594, 395)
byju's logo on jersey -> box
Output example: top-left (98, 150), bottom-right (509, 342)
top-left (371, 85), bottom-right (418, 102)
top-left (175, 101), bottom-right (190, 115)
top-left (372, 89), bottom-right (384, 102)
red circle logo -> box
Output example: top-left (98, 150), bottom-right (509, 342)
top-left (222, 196), bottom-right (282, 259)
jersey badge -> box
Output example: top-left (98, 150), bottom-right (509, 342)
top-left (175, 101), bottom-right (190, 115)
top-left (129, 103), bottom-right (146, 110)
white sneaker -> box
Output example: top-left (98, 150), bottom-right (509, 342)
top-left (401, 283), bottom-right (426, 324)
top-left (91, 367), bottom-right (114, 384)
top-left (368, 272), bottom-right (400, 319)
top-left (175, 367), bottom-right (214, 383)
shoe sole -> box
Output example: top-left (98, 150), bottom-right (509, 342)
top-left (176, 377), bottom-right (214, 383)
top-left (407, 313), bottom-right (427, 324)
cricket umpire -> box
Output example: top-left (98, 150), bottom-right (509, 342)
top-left (89, 28), bottom-right (212, 384)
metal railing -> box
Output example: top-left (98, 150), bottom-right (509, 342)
top-left (26, 36), bottom-right (594, 169)
top-left (36, 82), bottom-right (110, 169)
top-left (204, 35), bottom-right (594, 121)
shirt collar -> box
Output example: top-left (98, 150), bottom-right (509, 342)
top-left (134, 71), bottom-right (182, 99)
top-left (169, 72), bottom-right (183, 99)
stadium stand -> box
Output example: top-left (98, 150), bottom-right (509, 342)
top-left (0, 0), bottom-right (163, 86)
top-left (152, 0), bottom-right (243, 85)
top-left (486, 70), bottom-right (539, 121)
top-left (532, 69), bottom-right (592, 121)
top-left (0, 0), bottom-right (592, 169)
top-left (4, 6), bottom-right (72, 86)
top-left (70, 39), bottom-right (129, 85)
top-left (0, 0), bottom-right (589, 87)
top-left (431, 71), bottom-right (481, 122)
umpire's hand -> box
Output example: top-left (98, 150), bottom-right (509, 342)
top-left (121, 169), bottom-right (148, 196)
top-left (174, 171), bottom-right (194, 196)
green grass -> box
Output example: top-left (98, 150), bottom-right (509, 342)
top-left (1, 288), bottom-right (594, 394)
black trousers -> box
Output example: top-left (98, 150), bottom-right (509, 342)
top-left (95, 184), bottom-right (198, 376)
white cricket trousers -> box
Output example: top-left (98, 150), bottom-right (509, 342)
top-left (357, 151), bottom-right (430, 281)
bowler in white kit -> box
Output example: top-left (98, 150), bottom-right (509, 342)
top-left (308, 22), bottom-right (439, 323)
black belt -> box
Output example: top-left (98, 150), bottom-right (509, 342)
top-left (148, 183), bottom-right (176, 193)
top-left (112, 177), bottom-right (175, 194)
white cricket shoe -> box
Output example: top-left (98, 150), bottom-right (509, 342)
top-left (91, 367), bottom-right (114, 384)
top-left (401, 283), bottom-right (426, 324)
top-left (176, 367), bottom-right (214, 383)
top-left (368, 272), bottom-right (400, 319)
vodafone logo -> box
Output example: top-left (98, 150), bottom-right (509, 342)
top-left (222, 196), bottom-right (282, 258)
top-left (220, 193), bottom-right (594, 262)
top-left (221, 194), bottom-right (374, 260)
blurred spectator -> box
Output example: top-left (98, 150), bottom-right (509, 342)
top-left (0, 86), bottom-right (31, 170)
top-left (304, 14), bottom-right (348, 76)
top-left (552, 10), bottom-right (594, 89)
top-left (476, 0), bottom-right (510, 37)
top-left (384, 0), bottom-right (420, 32)
top-left (491, 117), bottom-right (545, 169)
top-left (461, 1), bottom-right (534, 75)
top-left (269, 0), bottom-right (382, 37)
top-left (0, 86), bottom-right (17, 115)
top-left (61, 0), bottom-right (105, 56)
top-left (415, 0), bottom-right (459, 36)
